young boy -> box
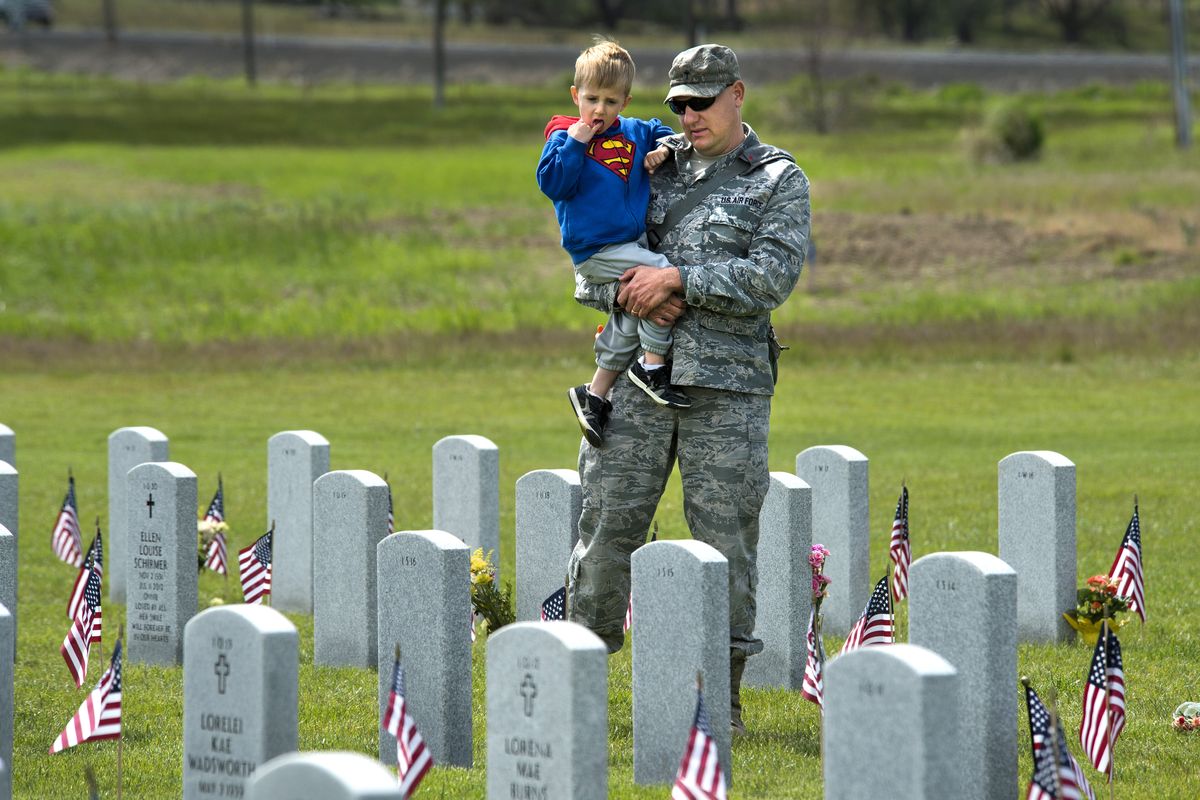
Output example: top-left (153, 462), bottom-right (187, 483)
top-left (537, 39), bottom-right (691, 449)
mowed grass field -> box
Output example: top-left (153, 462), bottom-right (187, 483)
top-left (2, 67), bottom-right (1199, 797)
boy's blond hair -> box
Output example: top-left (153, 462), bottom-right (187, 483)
top-left (574, 38), bottom-right (635, 95)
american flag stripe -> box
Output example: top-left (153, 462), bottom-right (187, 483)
top-left (1107, 506), bottom-right (1144, 622)
top-left (889, 486), bottom-right (910, 602)
top-left (840, 576), bottom-right (894, 654)
top-left (51, 479), bottom-right (84, 568)
top-left (204, 531), bottom-right (227, 575)
top-left (800, 608), bottom-right (824, 710)
top-left (1079, 624), bottom-right (1126, 778)
top-left (623, 594), bottom-right (633, 633)
top-left (384, 654), bottom-right (432, 799)
top-left (238, 530), bottom-right (272, 605)
top-left (1025, 682), bottom-right (1095, 800)
top-left (61, 606), bottom-right (101, 687)
top-left (50, 639), bottom-right (122, 753)
top-left (671, 687), bottom-right (726, 800)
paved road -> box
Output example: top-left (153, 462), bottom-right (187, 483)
top-left (2, 28), bottom-right (1196, 89)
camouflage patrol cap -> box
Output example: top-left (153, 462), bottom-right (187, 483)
top-left (665, 44), bottom-right (741, 101)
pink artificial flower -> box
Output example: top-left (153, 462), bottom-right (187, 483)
top-left (808, 544), bottom-right (830, 571)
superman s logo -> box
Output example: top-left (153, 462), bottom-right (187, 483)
top-left (587, 134), bottom-right (636, 181)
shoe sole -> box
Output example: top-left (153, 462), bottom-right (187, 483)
top-left (627, 369), bottom-right (693, 410)
top-left (568, 389), bottom-right (604, 448)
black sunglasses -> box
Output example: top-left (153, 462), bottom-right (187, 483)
top-left (665, 86), bottom-right (730, 116)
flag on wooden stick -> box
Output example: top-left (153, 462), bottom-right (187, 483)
top-left (62, 529), bottom-right (103, 687)
top-left (672, 674), bottom-right (727, 800)
top-left (51, 637), bottom-right (122, 753)
top-left (1106, 501), bottom-right (1144, 623)
top-left (1024, 680), bottom-right (1094, 800)
top-left (51, 471), bottom-right (84, 567)
top-left (383, 647), bottom-right (432, 799)
top-left (840, 575), bottom-right (894, 654)
top-left (202, 475), bottom-right (227, 575)
top-left (889, 485), bottom-right (911, 601)
top-left (1079, 622), bottom-right (1126, 780)
top-left (238, 525), bottom-right (273, 605)
top-left (799, 608), bottom-right (825, 710)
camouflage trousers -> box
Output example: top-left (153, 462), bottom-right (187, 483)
top-left (567, 378), bottom-right (771, 657)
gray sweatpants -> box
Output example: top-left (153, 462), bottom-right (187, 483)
top-left (576, 240), bottom-right (674, 370)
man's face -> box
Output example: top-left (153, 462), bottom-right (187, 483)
top-left (674, 81), bottom-right (745, 157)
top-left (570, 83), bottom-right (631, 133)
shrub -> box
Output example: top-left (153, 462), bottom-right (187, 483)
top-left (963, 100), bottom-right (1044, 164)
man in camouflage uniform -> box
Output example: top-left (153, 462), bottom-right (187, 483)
top-left (566, 43), bottom-right (811, 733)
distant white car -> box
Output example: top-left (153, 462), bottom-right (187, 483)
top-left (0, 0), bottom-right (55, 29)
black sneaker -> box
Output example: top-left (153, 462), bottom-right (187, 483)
top-left (568, 385), bottom-right (612, 447)
top-left (627, 362), bottom-right (692, 409)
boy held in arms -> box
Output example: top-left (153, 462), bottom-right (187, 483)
top-left (537, 39), bottom-right (691, 448)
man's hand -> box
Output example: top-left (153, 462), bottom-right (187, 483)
top-left (647, 294), bottom-right (686, 326)
top-left (644, 145), bottom-right (671, 174)
top-left (568, 119), bottom-right (604, 143)
top-left (618, 266), bottom-right (684, 318)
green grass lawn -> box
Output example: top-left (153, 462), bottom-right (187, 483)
top-left (1, 68), bottom-right (1199, 797)
top-left (5, 355), bottom-right (1200, 798)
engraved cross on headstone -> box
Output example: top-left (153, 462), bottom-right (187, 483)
top-left (214, 653), bottom-right (230, 694)
top-left (146, 493), bottom-right (155, 518)
top-left (519, 673), bottom-right (537, 717)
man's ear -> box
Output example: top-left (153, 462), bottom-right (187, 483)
top-left (731, 81), bottom-right (745, 108)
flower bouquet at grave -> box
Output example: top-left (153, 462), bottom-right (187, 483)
top-left (1173, 702), bottom-right (1200, 732)
top-left (196, 518), bottom-right (230, 572)
top-left (1062, 574), bottom-right (1130, 644)
top-left (470, 548), bottom-right (515, 637)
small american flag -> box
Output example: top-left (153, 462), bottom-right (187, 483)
top-left (51, 473), bottom-right (84, 568)
top-left (1024, 682), bottom-right (1094, 800)
top-left (238, 527), bottom-right (273, 605)
top-left (203, 477), bottom-right (227, 575)
top-left (541, 586), bottom-right (566, 621)
top-left (889, 485), bottom-right (911, 602)
top-left (51, 637), bottom-right (122, 753)
top-left (840, 576), bottom-right (894, 654)
top-left (61, 536), bottom-right (103, 687)
top-left (67, 528), bottom-right (103, 621)
top-left (383, 651), bottom-right (432, 799)
top-left (799, 608), bottom-right (824, 710)
top-left (672, 679), bottom-right (727, 800)
top-left (1106, 503), bottom-right (1144, 623)
top-left (1079, 623), bottom-right (1126, 780)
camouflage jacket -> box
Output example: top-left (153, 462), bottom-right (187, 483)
top-left (575, 124), bottom-right (810, 395)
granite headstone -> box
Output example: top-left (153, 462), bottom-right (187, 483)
top-left (126, 461), bottom-right (197, 665)
top-left (0, 526), bottom-right (12, 664)
top-left (0, 603), bottom-right (11, 800)
top-left (998, 451), bottom-right (1076, 642)
top-left (267, 430), bottom-right (330, 614)
top-left (0, 424), bottom-right (12, 467)
top-left (0, 462), bottom-right (14, 537)
top-left (487, 622), bottom-right (607, 800)
top-left (824, 644), bottom-right (961, 800)
top-left (183, 605), bottom-right (299, 800)
top-left (313, 470), bottom-right (388, 668)
top-left (515, 469), bottom-right (580, 621)
top-left (744, 472), bottom-right (812, 689)
top-left (246, 752), bottom-right (401, 800)
top-left (432, 435), bottom-right (499, 561)
top-left (795, 445), bottom-right (869, 636)
top-left (108, 426), bottom-right (169, 603)
top-left (910, 551), bottom-right (1017, 800)
top-left (631, 539), bottom-right (730, 786)
top-left (377, 530), bottom-right (472, 768)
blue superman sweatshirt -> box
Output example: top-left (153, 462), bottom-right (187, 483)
top-left (537, 115), bottom-right (675, 265)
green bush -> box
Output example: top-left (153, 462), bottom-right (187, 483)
top-left (963, 100), bottom-right (1045, 163)
top-left (986, 100), bottom-right (1045, 160)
